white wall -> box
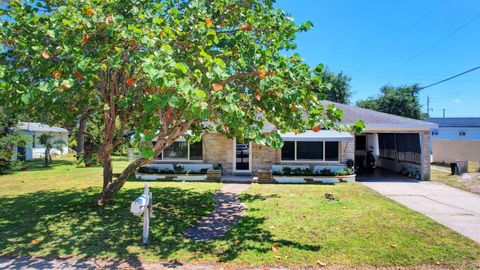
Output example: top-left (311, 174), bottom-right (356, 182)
top-left (31, 132), bottom-right (69, 159)
top-left (431, 127), bottom-right (480, 141)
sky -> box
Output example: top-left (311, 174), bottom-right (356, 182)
top-left (275, 0), bottom-right (480, 117)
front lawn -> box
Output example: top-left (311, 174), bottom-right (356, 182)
top-left (1, 157), bottom-right (479, 268)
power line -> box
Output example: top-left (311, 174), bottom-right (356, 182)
top-left (357, 0), bottom-right (446, 72)
top-left (380, 12), bottom-right (480, 76)
top-left (418, 65), bottom-right (480, 90)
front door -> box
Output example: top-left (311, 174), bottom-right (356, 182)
top-left (234, 139), bottom-right (251, 173)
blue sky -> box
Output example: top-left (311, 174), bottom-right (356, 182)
top-left (275, 0), bottom-right (480, 117)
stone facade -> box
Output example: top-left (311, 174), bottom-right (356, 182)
top-left (421, 130), bottom-right (431, 181)
top-left (202, 133), bottom-right (233, 172)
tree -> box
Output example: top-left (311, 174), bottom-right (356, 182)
top-left (1, 0), bottom-right (363, 204)
top-left (0, 113), bottom-right (27, 172)
top-left (38, 133), bottom-right (66, 167)
top-left (356, 84), bottom-right (424, 119)
top-left (319, 69), bottom-right (352, 104)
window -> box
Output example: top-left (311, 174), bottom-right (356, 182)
top-left (158, 140), bottom-right (203, 161)
top-left (32, 135), bottom-right (36, 148)
top-left (189, 141), bottom-right (203, 160)
top-left (297, 142), bottom-right (323, 160)
top-left (281, 141), bottom-right (295, 161)
top-left (325, 142), bottom-right (339, 161)
top-left (281, 141), bottom-right (339, 162)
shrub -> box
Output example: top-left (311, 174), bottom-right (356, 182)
top-left (336, 168), bottom-right (354, 176)
top-left (174, 165), bottom-right (185, 174)
top-left (319, 168), bottom-right (335, 176)
top-left (282, 166), bottom-right (292, 176)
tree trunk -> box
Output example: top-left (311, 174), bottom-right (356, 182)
top-left (44, 147), bottom-right (49, 167)
top-left (76, 111), bottom-right (89, 160)
top-left (96, 157), bottom-right (149, 205)
top-left (101, 156), bottom-right (113, 190)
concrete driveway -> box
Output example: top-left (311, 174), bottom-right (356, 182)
top-left (362, 180), bottom-right (480, 243)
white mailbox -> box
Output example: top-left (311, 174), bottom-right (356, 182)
top-left (130, 183), bottom-right (152, 244)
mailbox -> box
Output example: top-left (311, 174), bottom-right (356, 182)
top-left (130, 183), bottom-right (152, 244)
top-left (131, 194), bottom-right (148, 216)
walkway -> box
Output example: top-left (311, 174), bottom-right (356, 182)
top-left (363, 180), bottom-right (480, 243)
top-left (184, 183), bottom-right (250, 241)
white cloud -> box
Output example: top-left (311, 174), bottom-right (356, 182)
top-left (452, 99), bottom-right (461, 104)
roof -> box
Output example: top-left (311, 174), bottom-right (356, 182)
top-left (426, 117), bottom-right (480, 128)
top-left (321, 101), bottom-right (438, 131)
top-left (17, 122), bottom-right (69, 133)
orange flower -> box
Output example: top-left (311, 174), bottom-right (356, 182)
top-left (312, 125), bottom-right (321, 132)
top-left (52, 70), bottom-right (61, 79)
top-left (81, 33), bottom-right (90, 44)
top-left (241, 24), bottom-right (252, 31)
top-left (205, 17), bottom-right (213, 27)
top-left (126, 77), bottom-right (135, 87)
top-left (74, 71), bottom-right (84, 80)
top-left (145, 88), bottom-right (154, 94)
top-left (86, 8), bottom-right (94, 16)
top-left (213, 83), bottom-right (223, 91)
top-left (258, 69), bottom-right (266, 79)
top-left (144, 129), bottom-right (150, 135)
top-left (41, 51), bottom-right (50, 59)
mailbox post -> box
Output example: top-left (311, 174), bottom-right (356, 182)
top-left (130, 183), bottom-right (153, 244)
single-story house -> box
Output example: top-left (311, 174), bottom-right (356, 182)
top-left (15, 122), bottom-right (69, 161)
top-left (145, 101), bottom-right (437, 181)
top-left (426, 117), bottom-right (480, 164)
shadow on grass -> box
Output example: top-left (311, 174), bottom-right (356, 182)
top-left (0, 187), bottom-right (215, 261)
top-left (0, 185), bottom-right (321, 265)
top-left (1, 159), bottom-right (77, 175)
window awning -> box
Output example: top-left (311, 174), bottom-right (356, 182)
top-left (280, 130), bottom-right (353, 142)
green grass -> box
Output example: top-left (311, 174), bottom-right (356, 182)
top-left (431, 164), bottom-right (480, 195)
top-left (1, 157), bottom-right (479, 268)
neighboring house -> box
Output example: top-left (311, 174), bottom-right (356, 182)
top-left (426, 117), bottom-right (480, 164)
top-left (146, 101), bottom-right (436, 180)
top-left (15, 122), bottom-right (69, 161)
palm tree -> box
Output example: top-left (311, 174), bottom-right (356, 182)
top-left (39, 133), bottom-right (66, 167)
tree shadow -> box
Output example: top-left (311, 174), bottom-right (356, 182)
top-left (0, 186), bottom-right (216, 262)
top-left (0, 186), bottom-right (321, 265)
top-left (185, 193), bottom-right (321, 263)
top-left (1, 159), bottom-right (77, 175)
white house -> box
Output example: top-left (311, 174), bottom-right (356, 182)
top-left (15, 122), bottom-right (69, 161)
top-left (426, 117), bottom-right (480, 163)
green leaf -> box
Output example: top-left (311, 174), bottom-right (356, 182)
top-left (21, 93), bottom-right (31, 104)
top-left (213, 58), bottom-right (226, 69)
top-left (161, 44), bottom-right (172, 54)
top-left (193, 89), bottom-right (207, 101)
top-left (139, 146), bottom-right (155, 159)
top-left (315, 64), bottom-right (324, 73)
top-left (175, 62), bottom-right (189, 74)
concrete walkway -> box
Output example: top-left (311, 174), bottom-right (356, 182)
top-left (184, 183), bottom-right (250, 241)
top-left (363, 180), bottom-right (480, 243)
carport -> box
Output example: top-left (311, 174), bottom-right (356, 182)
top-left (322, 101), bottom-right (438, 181)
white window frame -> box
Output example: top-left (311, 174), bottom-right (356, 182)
top-left (159, 140), bottom-right (203, 162)
top-left (281, 141), bottom-right (340, 163)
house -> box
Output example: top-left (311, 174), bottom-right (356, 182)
top-left (15, 122), bottom-right (69, 161)
top-left (426, 117), bottom-right (480, 164)
top-left (146, 101), bottom-right (437, 181)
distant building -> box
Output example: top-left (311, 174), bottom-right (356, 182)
top-left (15, 122), bottom-right (69, 161)
top-left (427, 118), bottom-right (480, 163)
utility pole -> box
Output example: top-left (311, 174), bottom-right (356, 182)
top-left (442, 108), bottom-right (446, 118)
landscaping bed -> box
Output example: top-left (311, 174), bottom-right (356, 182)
top-left (134, 163), bottom-right (219, 182)
top-left (260, 164), bottom-right (356, 184)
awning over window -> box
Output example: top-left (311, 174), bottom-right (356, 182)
top-left (280, 130), bottom-right (353, 142)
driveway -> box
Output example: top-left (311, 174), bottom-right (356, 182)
top-left (362, 180), bottom-right (480, 243)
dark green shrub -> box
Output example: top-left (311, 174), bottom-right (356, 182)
top-left (319, 168), bottom-right (335, 176)
top-left (282, 166), bottom-right (292, 175)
